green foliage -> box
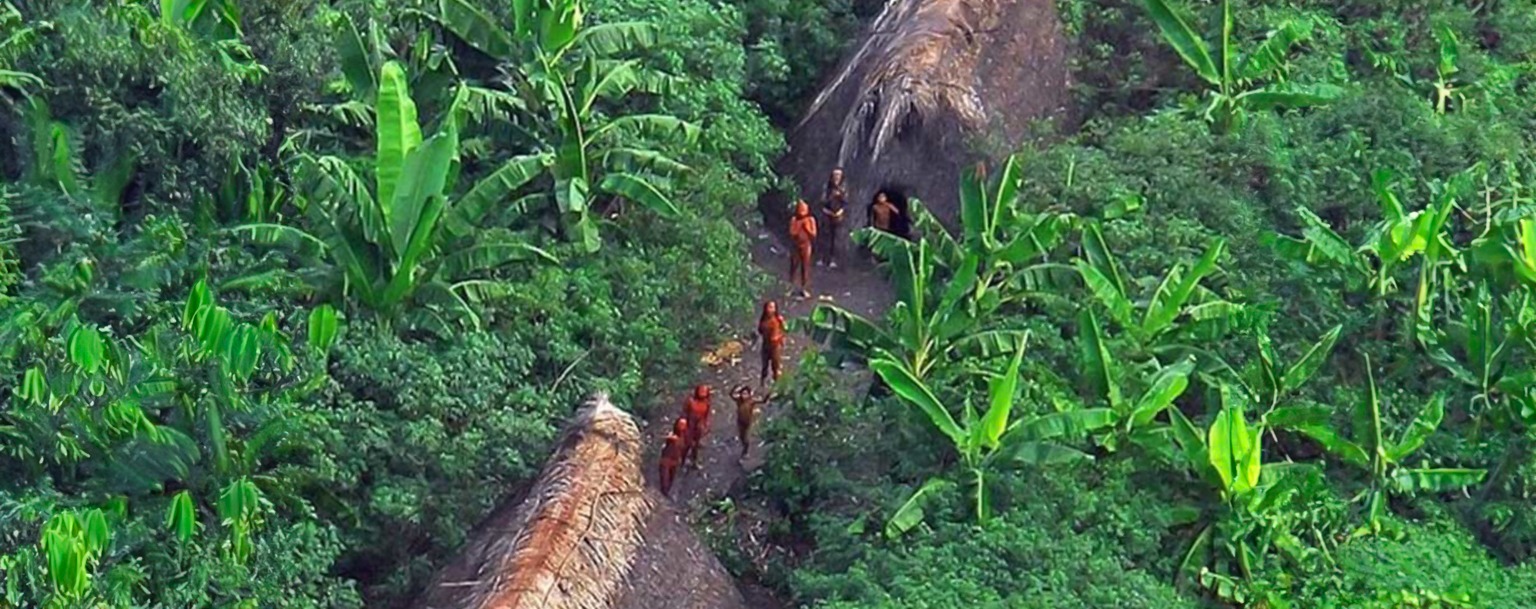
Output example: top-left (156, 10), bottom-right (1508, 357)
top-left (787, 462), bottom-right (1198, 609)
top-left (248, 64), bottom-right (555, 333)
top-left (1142, 0), bottom-right (1342, 132)
top-left (434, 0), bottom-right (699, 252)
top-left (876, 339), bottom-right (1109, 530)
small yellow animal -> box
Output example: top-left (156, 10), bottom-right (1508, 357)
top-left (700, 339), bottom-right (746, 367)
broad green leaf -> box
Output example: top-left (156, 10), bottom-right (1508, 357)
top-left (1264, 405), bottom-right (1331, 429)
top-left (1238, 84), bottom-right (1344, 110)
top-left (872, 358), bottom-right (964, 447)
top-left (334, 13), bottom-right (375, 97)
top-left (599, 172), bottom-right (679, 217)
top-left (1143, 0), bottom-right (1219, 84)
top-left (1129, 357), bottom-right (1195, 427)
top-left (574, 22), bottom-right (658, 56)
top-left (441, 233), bottom-right (559, 276)
top-left (437, 0), bottom-right (513, 58)
top-left (447, 154), bottom-right (551, 237)
top-left (1168, 407), bottom-right (1205, 469)
top-left (166, 491), bottom-right (198, 543)
top-left (1209, 403), bottom-right (1255, 495)
top-left (1292, 207), bottom-right (1358, 268)
top-left (1077, 262), bottom-right (1135, 328)
top-left (1391, 468), bottom-right (1486, 493)
top-left (307, 305), bottom-right (339, 352)
top-left (375, 61), bottom-right (422, 225)
top-left (1238, 19), bottom-right (1311, 80)
top-left (1003, 409), bottom-right (1117, 443)
top-left (990, 156), bottom-right (1025, 240)
top-left (1388, 393), bottom-right (1444, 463)
top-left (380, 190), bottom-right (447, 306)
top-left (1292, 424), bottom-right (1369, 468)
top-left (68, 325), bottom-right (105, 374)
top-left (1280, 324), bottom-right (1342, 393)
top-left (960, 163), bottom-right (986, 249)
top-left (884, 477), bottom-right (953, 538)
top-left (980, 338), bottom-right (1027, 448)
top-left (82, 510), bottom-right (108, 557)
top-left (1144, 239), bottom-right (1225, 337)
top-left (21, 365), bottom-right (48, 405)
top-left (1004, 441), bottom-right (1093, 466)
top-left (1076, 309), bottom-right (1122, 410)
top-left (1080, 223), bottom-right (1128, 300)
top-left (388, 132), bottom-right (457, 260)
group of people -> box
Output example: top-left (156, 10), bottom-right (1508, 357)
top-left (658, 301), bottom-right (787, 496)
top-left (658, 167), bottom-right (909, 497)
top-left (786, 167), bottom-right (907, 298)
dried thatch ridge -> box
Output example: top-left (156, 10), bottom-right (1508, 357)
top-left (803, 0), bottom-right (996, 169)
top-left (777, 0), bottom-right (1070, 231)
top-left (419, 394), bottom-right (653, 609)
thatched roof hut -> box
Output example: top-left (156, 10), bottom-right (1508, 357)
top-left (772, 0), bottom-right (1073, 231)
top-left (413, 395), bottom-right (747, 609)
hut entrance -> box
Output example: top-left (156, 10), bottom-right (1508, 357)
top-left (868, 185), bottom-right (914, 238)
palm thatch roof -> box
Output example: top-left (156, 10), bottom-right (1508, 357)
top-left (774, 0), bottom-right (1073, 230)
top-left (413, 394), bottom-right (746, 609)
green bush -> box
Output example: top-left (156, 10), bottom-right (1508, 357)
top-left (1301, 517), bottom-right (1536, 608)
top-left (789, 463), bottom-right (1195, 609)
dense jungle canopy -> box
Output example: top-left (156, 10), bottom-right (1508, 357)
top-left (6, 0), bottom-right (1536, 608)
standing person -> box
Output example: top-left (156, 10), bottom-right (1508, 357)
top-left (659, 417), bottom-right (689, 496)
top-left (820, 168), bottom-right (848, 268)
top-left (731, 385), bottom-right (771, 457)
top-left (788, 200), bottom-right (818, 298)
top-left (869, 190), bottom-right (900, 235)
top-left (757, 301), bottom-right (786, 386)
top-left (682, 384), bottom-right (712, 468)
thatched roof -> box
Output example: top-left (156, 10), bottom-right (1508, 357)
top-left (413, 395), bottom-right (747, 609)
top-left (773, 0), bottom-right (1073, 230)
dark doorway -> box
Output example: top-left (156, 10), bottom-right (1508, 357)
top-left (868, 184), bottom-right (914, 238)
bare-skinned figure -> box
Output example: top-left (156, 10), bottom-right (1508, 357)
top-left (820, 168), bottom-right (848, 268)
top-left (756, 300), bottom-right (787, 386)
top-left (730, 384), bottom-right (771, 457)
top-left (788, 200), bottom-right (818, 298)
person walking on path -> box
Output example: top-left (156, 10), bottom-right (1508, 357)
top-left (659, 417), bottom-right (689, 496)
top-left (682, 384), bottom-right (712, 468)
top-left (788, 200), bottom-right (818, 298)
top-left (757, 301), bottom-right (787, 387)
top-left (820, 168), bottom-right (848, 268)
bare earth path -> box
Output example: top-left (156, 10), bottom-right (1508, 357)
top-left (639, 217), bottom-right (893, 606)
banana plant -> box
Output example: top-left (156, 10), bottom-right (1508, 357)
top-left (1075, 308), bottom-right (1196, 455)
top-left (1143, 0), bottom-right (1341, 132)
top-left (860, 157), bottom-right (1080, 308)
top-left (243, 61), bottom-right (556, 333)
top-left (1075, 223), bottom-right (1250, 358)
top-left (1421, 285), bottom-right (1533, 409)
top-left (806, 236), bottom-right (1023, 382)
top-left (1269, 355), bottom-right (1486, 536)
top-left (433, 0), bottom-right (698, 252)
top-left (1241, 324), bottom-right (1343, 416)
top-left (1167, 386), bottom-right (1327, 598)
top-left (1273, 168), bottom-right (1469, 308)
top-left (875, 338), bottom-right (1112, 533)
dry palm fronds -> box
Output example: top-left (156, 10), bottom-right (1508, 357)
top-left (424, 394), bottom-right (652, 609)
top-left (803, 0), bottom-right (1002, 168)
top-left (700, 339), bottom-right (745, 367)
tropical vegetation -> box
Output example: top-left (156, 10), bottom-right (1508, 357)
top-left (7, 0), bottom-right (1536, 607)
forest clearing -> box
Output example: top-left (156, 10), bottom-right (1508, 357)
top-left (6, 0), bottom-right (1536, 608)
